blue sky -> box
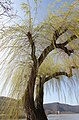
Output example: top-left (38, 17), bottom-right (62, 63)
top-left (12, 0), bottom-right (74, 24)
top-left (8, 0), bottom-right (79, 105)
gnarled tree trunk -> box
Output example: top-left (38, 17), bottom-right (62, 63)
top-left (22, 65), bottom-right (48, 120)
top-left (22, 67), bottom-right (48, 120)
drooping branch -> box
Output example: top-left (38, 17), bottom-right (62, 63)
top-left (41, 72), bottom-right (69, 85)
top-left (41, 66), bottom-right (76, 85)
top-left (35, 71), bottom-right (69, 110)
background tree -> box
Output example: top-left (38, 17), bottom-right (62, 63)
top-left (0, 0), bottom-right (13, 17)
top-left (0, 0), bottom-right (79, 120)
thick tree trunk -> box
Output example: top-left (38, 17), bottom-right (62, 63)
top-left (35, 77), bottom-right (48, 120)
top-left (22, 64), bottom-right (47, 120)
top-left (22, 69), bottom-right (48, 120)
top-left (22, 64), bottom-right (38, 120)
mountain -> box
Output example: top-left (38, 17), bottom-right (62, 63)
top-left (44, 102), bottom-right (79, 115)
top-left (0, 96), bottom-right (79, 118)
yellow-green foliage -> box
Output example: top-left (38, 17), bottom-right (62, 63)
top-left (0, 1), bottom-right (79, 118)
top-left (0, 0), bottom-right (79, 97)
top-left (38, 54), bottom-right (63, 76)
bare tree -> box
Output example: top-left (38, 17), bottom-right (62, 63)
top-left (0, 0), bottom-right (13, 17)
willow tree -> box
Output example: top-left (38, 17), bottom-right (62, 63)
top-left (0, 0), bottom-right (79, 120)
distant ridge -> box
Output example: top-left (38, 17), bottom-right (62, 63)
top-left (44, 102), bottom-right (79, 115)
top-left (0, 96), bottom-right (79, 118)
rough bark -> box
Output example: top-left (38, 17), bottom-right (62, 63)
top-left (35, 77), bottom-right (48, 120)
top-left (22, 70), bottom-right (48, 120)
top-left (22, 64), bottom-right (38, 120)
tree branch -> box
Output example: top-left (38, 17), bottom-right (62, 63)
top-left (56, 45), bottom-right (74, 56)
top-left (59, 28), bottom-right (68, 36)
top-left (58, 35), bottom-right (77, 46)
top-left (56, 35), bottom-right (77, 56)
top-left (37, 28), bottom-right (67, 67)
top-left (37, 43), bottom-right (54, 67)
top-left (38, 27), bottom-right (77, 67)
top-left (42, 72), bottom-right (69, 84)
top-left (27, 31), bottom-right (37, 64)
top-left (41, 65), bottom-right (76, 85)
